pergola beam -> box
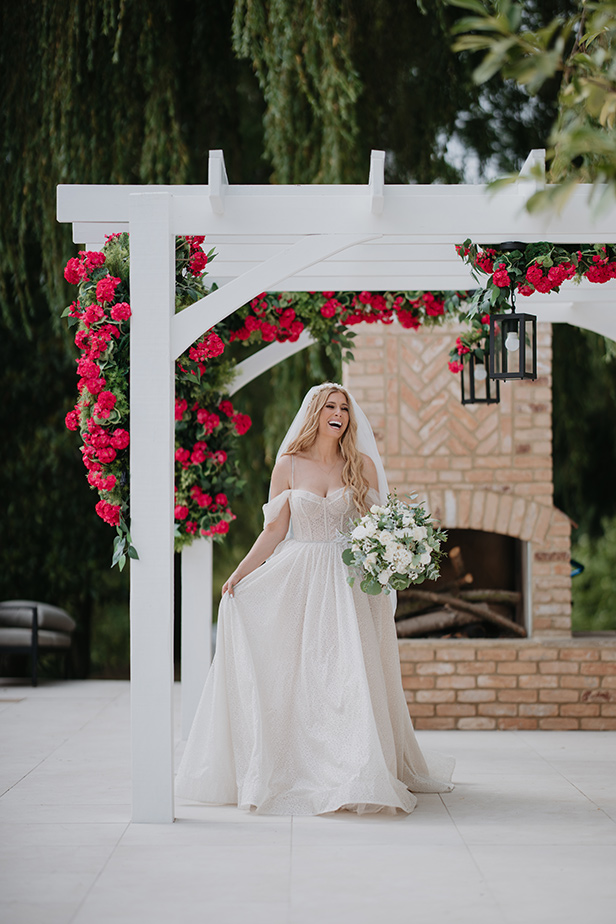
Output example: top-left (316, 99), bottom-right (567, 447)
top-left (172, 233), bottom-right (380, 360)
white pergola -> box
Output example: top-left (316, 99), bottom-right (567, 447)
top-left (57, 149), bottom-right (616, 822)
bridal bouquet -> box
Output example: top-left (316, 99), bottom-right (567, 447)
top-left (341, 493), bottom-right (447, 596)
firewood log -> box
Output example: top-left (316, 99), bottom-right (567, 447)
top-left (396, 608), bottom-right (476, 637)
top-left (395, 589), bottom-right (527, 637)
top-left (458, 589), bottom-right (521, 605)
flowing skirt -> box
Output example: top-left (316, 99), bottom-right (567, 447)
top-left (175, 537), bottom-right (454, 815)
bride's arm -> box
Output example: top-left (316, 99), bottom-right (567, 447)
top-left (222, 456), bottom-right (292, 597)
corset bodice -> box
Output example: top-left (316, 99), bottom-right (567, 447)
top-left (289, 488), bottom-right (356, 543)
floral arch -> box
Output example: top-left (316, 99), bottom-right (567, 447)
top-left (57, 148), bottom-right (616, 823)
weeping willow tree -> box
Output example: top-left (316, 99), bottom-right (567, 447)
top-left (232, 0), bottom-right (363, 183)
top-left (0, 0), bottom-right (270, 675)
top-left (0, 0), bottom-right (270, 331)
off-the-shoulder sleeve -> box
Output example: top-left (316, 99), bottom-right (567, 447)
top-left (262, 490), bottom-right (291, 527)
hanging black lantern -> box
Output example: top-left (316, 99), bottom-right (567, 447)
top-left (461, 349), bottom-right (500, 404)
top-left (488, 312), bottom-right (537, 380)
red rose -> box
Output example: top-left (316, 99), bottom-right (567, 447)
top-left (215, 520), bottom-right (230, 534)
top-left (196, 409), bottom-right (220, 433)
top-left (84, 304), bottom-right (105, 327)
top-left (219, 400), bottom-right (234, 417)
top-left (65, 410), bottom-right (80, 431)
top-left (95, 500), bottom-right (121, 526)
top-left (492, 264), bottom-right (511, 288)
top-left (97, 447), bottom-right (117, 464)
top-left (475, 250), bottom-right (495, 274)
top-left (82, 251), bottom-right (106, 271)
top-left (517, 284), bottom-right (534, 297)
top-left (110, 302), bottom-right (131, 321)
top-left (96, 277), bottom-right (121, 304)
top-left (215, 493), bottom-right (228, 507)
top-left (175, 398), bottom-right (188, 421)
top-left (189, 251), bottom-right (207, 276)
top-left (77, 357), bottom-right (100, 379)
top-left (74, 329), bottom-right (90, 350)
top-left (260, 323), bottom-right (277, 342)
top-left (320, 302), bottom-right (336, 318)
top-left (174, 505), bottom-right (189, 520)
top-left (175, 447), bottom-right (191, 467)
top-left (97, 391), bottom-right (116, 410)
top-left (83, 376), bottom-right (106, 396)
top-left (397, 310), bottom-right (421, 330)
top-left (214, 450), bottom-right (227, 465)
top-left (110, 428), bottom-right (130, 450)
top-left (455, 337), bottom-right (470, 355)
top-left (448, 360), bottom-right (464, 374)
top-left (233, 413), bottom-right (252, 435)
top-left (64, 258), bottom-right (86, 285)
top-left (191, 442), bottom-right (208, 465)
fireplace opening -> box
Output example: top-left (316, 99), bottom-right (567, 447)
top-left (395, 528), bottom-right (529, 639)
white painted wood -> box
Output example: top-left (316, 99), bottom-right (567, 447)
top-left (369, 150), bottom-right (385, 215)
top-left (208, 150), bottom-right (228, 216)
top-left (185, 259), bottom-right (474, 279)
top-left (58, 160), bottom-right (616, 244)
top-left (128, 192), bottom-right (175, 824)
top-left (168, 186), bottom-right (616, 238)
top-left (181, 537), bottom-right (213, 739)
top-left (522, 541), bottom-right (533, 637)
top-left (171, 233), bottom-right (380, 360)
top-left (229, 330), bottom-right (316, 396)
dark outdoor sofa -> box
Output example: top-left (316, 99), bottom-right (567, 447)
top-left (0, 600), bottom-right (75, 686)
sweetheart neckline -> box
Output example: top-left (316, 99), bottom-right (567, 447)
top-left (291, 486), bottom-right (347, 501)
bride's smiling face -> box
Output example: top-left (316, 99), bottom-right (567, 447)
top-left (318, 391), bottom-right (349, 440)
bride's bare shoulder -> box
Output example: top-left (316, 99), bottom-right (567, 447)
top-left (271, 454), bottom-right (293, 492)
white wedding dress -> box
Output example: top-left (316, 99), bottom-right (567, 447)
top-left (175, 485), bottom-right (454, 815)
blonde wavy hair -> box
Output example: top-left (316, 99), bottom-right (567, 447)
top-left (284, 385), bottom-right (371, 514)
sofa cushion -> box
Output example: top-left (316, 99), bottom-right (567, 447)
top-left (0, 601), bottom-right (76, 633)
top-left (0, 627), bottom-right (72, 649)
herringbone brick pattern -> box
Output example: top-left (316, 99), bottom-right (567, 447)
top-left (345, 322), bottom-right (571, 640)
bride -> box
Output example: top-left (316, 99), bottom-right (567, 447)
top-left (175, 383), bottom-right (454, 815)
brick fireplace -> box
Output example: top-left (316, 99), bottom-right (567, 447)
top-left (345, 321), bottom-right (616, 729)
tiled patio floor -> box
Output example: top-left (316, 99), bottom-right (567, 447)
top-left (1, 679), bottom-right (615, 924)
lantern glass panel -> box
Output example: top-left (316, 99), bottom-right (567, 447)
top-left (461, 351), bottom-right (500, 404)
top-left (524, 317), bottom-right (536, 377)
top-left (489, 312), bottom-right (537, 380)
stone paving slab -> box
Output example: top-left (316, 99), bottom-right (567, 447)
top-left (1, 680), bottom-right (615, 924)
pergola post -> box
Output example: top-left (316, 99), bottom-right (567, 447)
top-left (129, 192), bottom-right (175, 823)
top-left (181, 537), bottom-right (213, 739)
